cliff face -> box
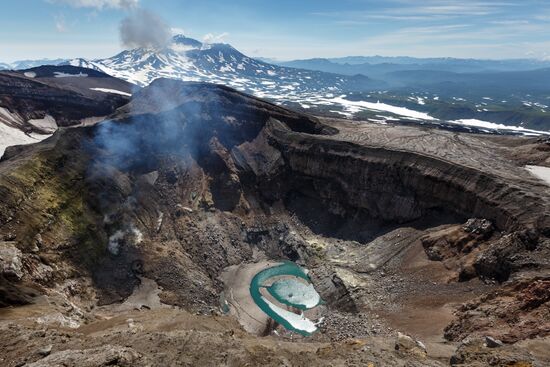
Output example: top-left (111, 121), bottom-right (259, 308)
top-left (0, 79), bottom-right (548, 366)
top-left (0, 74), bottom-right (124, 126)
top-left (262, 119), bottom-right (550, 233)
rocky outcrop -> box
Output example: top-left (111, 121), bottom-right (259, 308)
top-left (474, 230), bottom-right (545, 281)
top-left (0, 241), bottom-right (23, 281)
top-left (450, 338), bottom-right (536, 366)
top-left (310, 265), bottom-right (357, 312)
top-left (27, 346), bottom-right (145, 367)
top-left (445, 278), bottom-right (550, 343)
top-left (419, 220), bottom-right (496, 281)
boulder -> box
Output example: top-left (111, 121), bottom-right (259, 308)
top-left (37, 344), bottom-right (52, 357)
top-left (395, 332), bottom-right (427, 358)
top-left (462, 218), bottom-right (494, 237)
top-left (0, 241), bottom-right (23, 281)
top-left (484, 336), bottom-right (503, 348)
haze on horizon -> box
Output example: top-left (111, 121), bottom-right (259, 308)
top-left (1, 0), bottom-right (550, 63)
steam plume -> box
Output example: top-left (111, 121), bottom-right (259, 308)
top-left (119, 9), bottom-right (171, 50)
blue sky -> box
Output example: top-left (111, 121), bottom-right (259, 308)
top-left (1, 0), bottom-right (550, 62)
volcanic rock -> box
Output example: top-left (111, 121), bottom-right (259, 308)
top-left (484, 336), bottom-right (503, 348)
top-left (395, 332), bottom-right (427, 358)
top-left (0, 241), bottom-right (23, 281)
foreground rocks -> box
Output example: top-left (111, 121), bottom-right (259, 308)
top-left (0, 308), bottom-right (447, 367)
top-left (450, 338), bottom-right (537, 366)
top-left (445, 278), bottom-right (550, 344)
top-left (395, 332), bottom-right (427, 358)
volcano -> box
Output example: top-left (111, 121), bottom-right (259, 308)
top-left (0, 78), bottom-right (549, 366)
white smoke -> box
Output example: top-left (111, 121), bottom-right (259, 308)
top-left (107, 224), bottom-right (143, 255)
top-left (108, 230), bottom-right (125, 255)
top-left (119, 8), bottom-right (172, 50)
top-left (130, 225), bottom-right (143, 244)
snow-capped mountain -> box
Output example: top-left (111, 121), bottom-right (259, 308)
top-left (66, 35), bottom-right (379, 104)
top-left (0, 59), bottom-right (69, 70)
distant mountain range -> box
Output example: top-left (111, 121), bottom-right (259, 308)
top-left (0, 58), bottom-right (69, 71)
top-left (1, 35), bottom-right (550, 134)
top-left (273, 57), bottom-right (550, 96)
top-left (275, 56), bottom-right (550, 74)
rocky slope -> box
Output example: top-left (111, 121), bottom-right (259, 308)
top-left (0, 79), bottom-right (549, 366)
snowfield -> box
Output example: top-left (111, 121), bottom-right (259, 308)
top-left (448, 119), bottom-right (549, 136)
top-left (0, 107), bottom-right (53, 156)
top-left (330, 96), bottom-right (435, 120)
top-left (0, 122), bottom-right (51, 157)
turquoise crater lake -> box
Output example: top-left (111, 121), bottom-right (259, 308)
top-left (249, 262), bottom-right (322, 336)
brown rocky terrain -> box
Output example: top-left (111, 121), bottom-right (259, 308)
top-left (0, 78), bottom-right (549, 366)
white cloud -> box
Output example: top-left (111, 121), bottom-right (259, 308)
top-left (202, 32), bottom-right (229, 44)
top-left (171, 27), bottom-right (186, 36)
top-left (312, 1), bottom-right (522, 23)
top-left (54, 14), bottom-right (67, 32)
top-left (48, 0), bottom-right (138, 9)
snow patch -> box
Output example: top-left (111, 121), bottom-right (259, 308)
top-left (0, 120), bottom-right (51, 158)
top-left (260, 296), bottom-right (317, 334)
top-left (267, 279), bottom-right (321, 308)
top-left (330, 96), bottom-right (435, 120)
top-left (526, 165), bottom-right (550, 186)
top-left (90, 88), bottom-right (131, 97)
top-left (28, 115), bottom-right (57, 133)
top-left (0, 107), bottom-right (24, 125)
top-left (54, 71), bottom-right (88, 78)
top-left (448, 119), bottom-right (549, 136)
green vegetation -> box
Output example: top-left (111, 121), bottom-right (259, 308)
top-left (0, 136), bottom-right (107, 270)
